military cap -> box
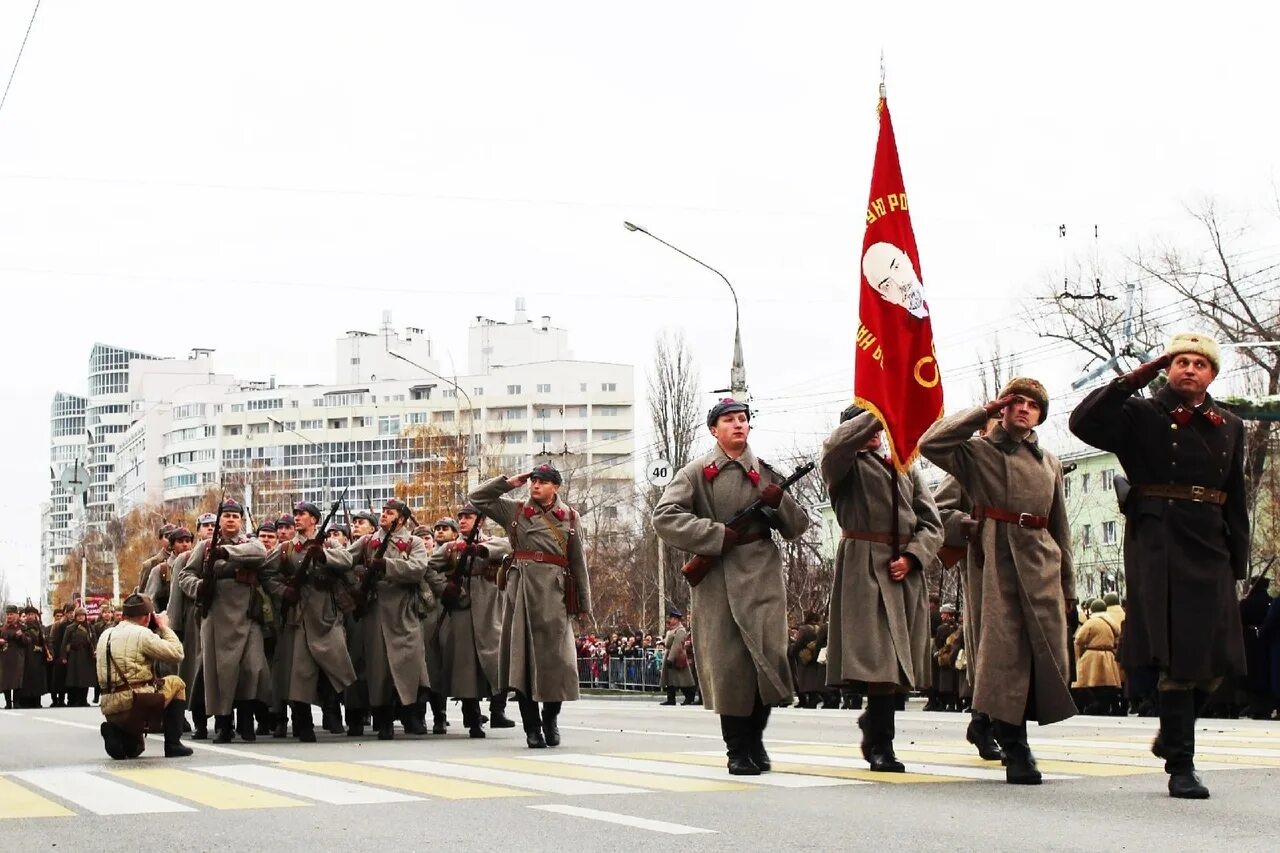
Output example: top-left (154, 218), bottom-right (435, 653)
top-left (706, 397), bottom-right (750, 428)
top-left (529, 462), bottom-right (561, 485)
top-left (433, 517), bottom-right (460, 533)
top-left (998, 377), bottom-right (1050, 424)
top-left (840, 403), bottom-right (868, 423)
top-left (1090, 599), bottom-right (1108, 614)
top-left (121, 593), bottom-right (154, 618)
top-left (23, 605), bottom-right (39, 615)
top-left (167, 527), bottom-right (194, 544)
top-left (275, 515), bottom-right (296, 528)
top-left (293, 501), bottom-right (322, 521)
top-left (1165, 331), bottom-right (1221, 372)
top-left (329, 524), bottom-right (351, 539)
top-left (412, 524), bottom-right (434, 538)
top-left (74, 607), bottom-right (87, 619)
top-left (457, 502), bottom-right (481, 517)
top-left (1103, 592), bottom-right (1120, 607)
top-left (218, 498), bottom-right (245, 516)
top-left (940, 604), bottom-right (958, 614)
top-left (352, 510), bottom-right (379, 526)
top-left (158, 522), bottom-right (178, 538)
top-left (383, 498), bottom-right (411, 518)
top-left (197, 513), bottom-right (217, 526)
top-left (256, 521), bottom-right (277, 535)
top-left (4, 604), bottom-right (17, 614)
top-left (668, 607), bottom-right (684, 619)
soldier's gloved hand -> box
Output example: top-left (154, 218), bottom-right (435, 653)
top-left (1121, 353), bottom-right (1172, 389)
top-left (961, 518), bottom-right (979, 541)
top-left (307, 543), bottom-right (327, 562)
top-left (760, 483), bottom-right (784, 509)
top-left (442, 582), bottom-right (462, 603)
top-left (470, 543), bottom-right (488, 560)
top-left (368, 557), bottom-right (387, 573)
top-left (984, 394), bottom-right (1019, 417)
top-left (196, 578), bottom-right (212, 599)
top-left (210, 546), bottom-right (229, 561)
top-left (281, 586), bottom-right (301, 606)
top-left (720, 526), bottom-right (740, 555)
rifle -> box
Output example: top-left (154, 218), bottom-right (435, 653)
top-left (286, 486), bottom-right (350, 601)
top-left (353, 515), bottom-right (401, 618)
top-left (197, 494), bottom-right (226, 618)
top-left (681, 461), bottom-right (815, 588)
top-left (446, 512), bottom-right (486, 611)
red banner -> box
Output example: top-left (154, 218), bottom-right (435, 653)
top-left (854, 96), bottom-right (944, 471)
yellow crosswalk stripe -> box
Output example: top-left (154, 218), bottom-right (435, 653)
top-left (463, 757), bottom-right (751, 793)
top-left (0, 777), bottom-right (74, 819)
top-left (797, 743), bottom-right (1161, 777)
top-left (109, 768), bottom-right (307, 810)
top-left (619, 751), bottom-right (961, 784)
top-left (1031, 743), bottom-right (1280, 768)
top-left (280, 761), bottom-right (533, 800)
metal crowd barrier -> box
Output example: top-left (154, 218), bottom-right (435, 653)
top-left (577, 648), bottom-right (672, 691)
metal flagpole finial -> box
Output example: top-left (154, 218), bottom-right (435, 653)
top-left (879, 50), bottom-right (886, 100)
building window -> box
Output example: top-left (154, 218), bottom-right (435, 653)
top-left (1064, 477), bottom-right (1072, 498)
top-left (534, 431), bottom-right (554, 443)
top-left (473, 387), bottom-right (484, 397)
top-left (377, 416), bottom-right (400, 436)
top-left (248, 422), bottom-right (269, 435)
top-left (537, 383), bottom-right (551, 393)
top-left (350, 357), bottom-right (360, 365)
top-left (1101, 469), bottom-right (1114, 491)
top-left (1102, 521), bottom-right (1117, 545)
top-left (1081, 524), bottom-right (1093, 547)
top-left (443, 389), bottom-right (456, 398)
top-left (231, 404), bottom-right (245, 412)
top-left (601, 383), bottom-right (617, 392)
top-left (507, 384), bottom-right (522, 395)
top-left (225, 425), bottom-right (242, 436)
top-left (406, 412), bottom-right (426, 425)
top-left (352, 416), bottom-right (371, 428)
top-left (328, 418), bottom-right (348, 429)
top-left (248, 398), bottom-right (283, 411)
top-left (435, 411), bottom-right (455, 423)
top-left (300, 419), bottom-right (323, 430)
top-left (536, 408), bottom-right (552, 419)
top-left (580, 382), bottom-right (587, 392)
top-left (1081, 473), bottom-right (1091, 494)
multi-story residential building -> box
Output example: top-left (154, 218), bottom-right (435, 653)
top-left (85, 345), bottom-right (160, 525)
top-left (47, 304), bottom-right (636, 600)
top-left (43, 392), bottom-right (88, 612)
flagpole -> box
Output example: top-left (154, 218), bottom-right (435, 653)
top-left (879, 50), bottom-right (886, 100)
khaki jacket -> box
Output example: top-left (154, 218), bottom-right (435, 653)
top-left (95, 621), bottom-right (183, 718)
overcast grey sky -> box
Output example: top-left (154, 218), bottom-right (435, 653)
top-left (2, 2), bottom-right (1278, 599)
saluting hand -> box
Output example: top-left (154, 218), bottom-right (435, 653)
top-left (983, 394), bottom-right (1019, 418)
top-left (507, 471), bottom-right (533, 488)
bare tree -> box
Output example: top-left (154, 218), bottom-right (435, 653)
top-left (974, 336), bottom-right (1022, 403)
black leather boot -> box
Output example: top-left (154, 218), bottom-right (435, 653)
top-left (681, 688), bottom-right (696, 706)
top-left (489, 693), bottom-right (515, 728)
top-left (1158, 690), bottom-right (1210, 799)
top-left (100, 721), bottom-right (129, 759)
top-left (859, 694), bottom-right (905, 772)
top-left (346, 706), bottom-right (366, 737)
top-left (235, 703), bottom-right (257, 742)
top-left (462, 699), bottom-right (485, 738)
top-left (271, 713), bottom-right (289, 738)
top-left (373, 707), bottom-right (395, 740)
top-left (992, 720), bottom-right (1042, 785)
top-left (966, 712), bottom-right (1005, 762)
top-left (255, 704), bottom-right (272, 736)
top-left (720, 715), bottom-right (760, 775)
top-left (164, 700), bottom-right (194, 757)
top-left (399, 702), bottom-right (428, 735)
top-left (291, 701), bottom-right (317, 743)
top-left (748, 699), bottom-right (772, 772)
top-left (213, 714), bottom-right (235, 744)
top-left (661, 687), bottom-right (677, 706)
top-left (519, 698), bottom-right (546, 748)
top-left (430, 693), bottom-right (449, 735)
top-left (541, 701), bottom-right (562, 747)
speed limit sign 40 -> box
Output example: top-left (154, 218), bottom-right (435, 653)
top-left (647, 459), bottom-right (674, 488)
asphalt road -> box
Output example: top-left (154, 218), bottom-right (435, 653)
top-left (1, 698), bottom-right (1275, 851)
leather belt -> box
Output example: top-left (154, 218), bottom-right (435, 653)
top-left (842, 529), bottom-right (911, 546)
top-left (1131, 484), bottom-right (1226, 505)
top-left (513, 550), bottom-right (568, 568)
top-left (972, 506), bottom-right (1049, 529)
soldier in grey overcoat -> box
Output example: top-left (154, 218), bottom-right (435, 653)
top-left (821, 404), bottom-right (943, 771)
top-left (433, 506), bottom-right (514, 737)
top-left (176, 499), bottom-right (275, 743)
top-left (167, 521), bottom-right (209, 738)
top-left (1069, 333), bottom-right (1248, 800)
top-left (0, 605), bottom-right (26, 708)
top-left (348, 499), bottom-right (434, 740)
top-left (659, 610), bottom-right (696, 705)
top-left (469, 462), bottom-right (592, 749)
top-left (264, 501), bottom-right (357, 742)
top-left (920, 378), bottom-right (1076, 785)
top-left (653, 398), bottom-right (810, 776)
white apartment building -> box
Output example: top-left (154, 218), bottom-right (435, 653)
top-left (42, 391), bottom-right (88, 611)
top-left (47, 305), bottom-right (636, 601)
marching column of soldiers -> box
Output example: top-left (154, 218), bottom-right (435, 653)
top-left (10, 330), bottom-right (1251, 804)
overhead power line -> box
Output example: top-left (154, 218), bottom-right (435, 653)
top-left (0, 0), bottom-right (43, 121)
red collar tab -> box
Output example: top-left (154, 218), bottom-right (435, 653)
top-left (1170, 407), bottom-right (1193, 427)
top-left (703, 464), bottom-right (720, 482)
top-left (746, 468), bottom-right (761, 486)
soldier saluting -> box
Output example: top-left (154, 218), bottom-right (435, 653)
top-left (653, 399), bottom-right (810, 776)
top-left (1069, 332), bottom-right (1248, 800)
top-left (821, 403), bottom-right (943, 772)
top-left (919, 378), bottom-right (1075, 785)
top-left (469, 463), bottom-right (591, 749)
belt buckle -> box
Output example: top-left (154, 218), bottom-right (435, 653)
top-left (1190, 486), bottom-right (1205, 502)
top-left (1017, 513), bottom-right (1034, 528)
top-left (533, 551), bottom-right (544, 563)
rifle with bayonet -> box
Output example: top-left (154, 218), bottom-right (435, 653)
top-left (284, 487), bottom-right (350, 606)
top-left (443, 512), bottom-right (485, 611)
top-left (196, 492), bottom-right (226, 618)
top-left (681, 461), bottom-right (815, 588)
top-left (353, 513), bottom-right (402, 618)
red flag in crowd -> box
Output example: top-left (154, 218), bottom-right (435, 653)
top-left (853, 94), bottom-right (944, 471)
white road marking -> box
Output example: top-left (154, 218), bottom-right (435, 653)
top-left (527, 753), bottom-right (864, 787)
top-left (12, 769), bottom-right (195, 815)
top-left (29, 714), bottom-right (284, 762)
top-left (529, 804), bottom-right (715, 835)
top-left (196, 764), bottom-right (422, 805)
top-left (366, 759), bottom-right (647, 796)
top-left (1044, 738), bottom-right (1280, 758)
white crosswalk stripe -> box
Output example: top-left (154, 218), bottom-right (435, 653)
top-left (11, 769), bottom-right (194, 816)
top-left (365, 759), bottom-right (648, 796)
top-left (526, 753), bottom-right (866, 787)
top-left (195, 764), bottom-right (423, 805)
top-left (689, 750), bottom-right (1078, 781)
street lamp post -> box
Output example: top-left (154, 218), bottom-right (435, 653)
top-left (388, 350), bottom-right (478, 497)
top-left (267, 416), bottom-right (331, 508)
top-left (624, 221), bottom-right (748, 400)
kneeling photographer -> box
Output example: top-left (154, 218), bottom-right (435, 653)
top-left (95, 593), bottom-right (192, 759)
